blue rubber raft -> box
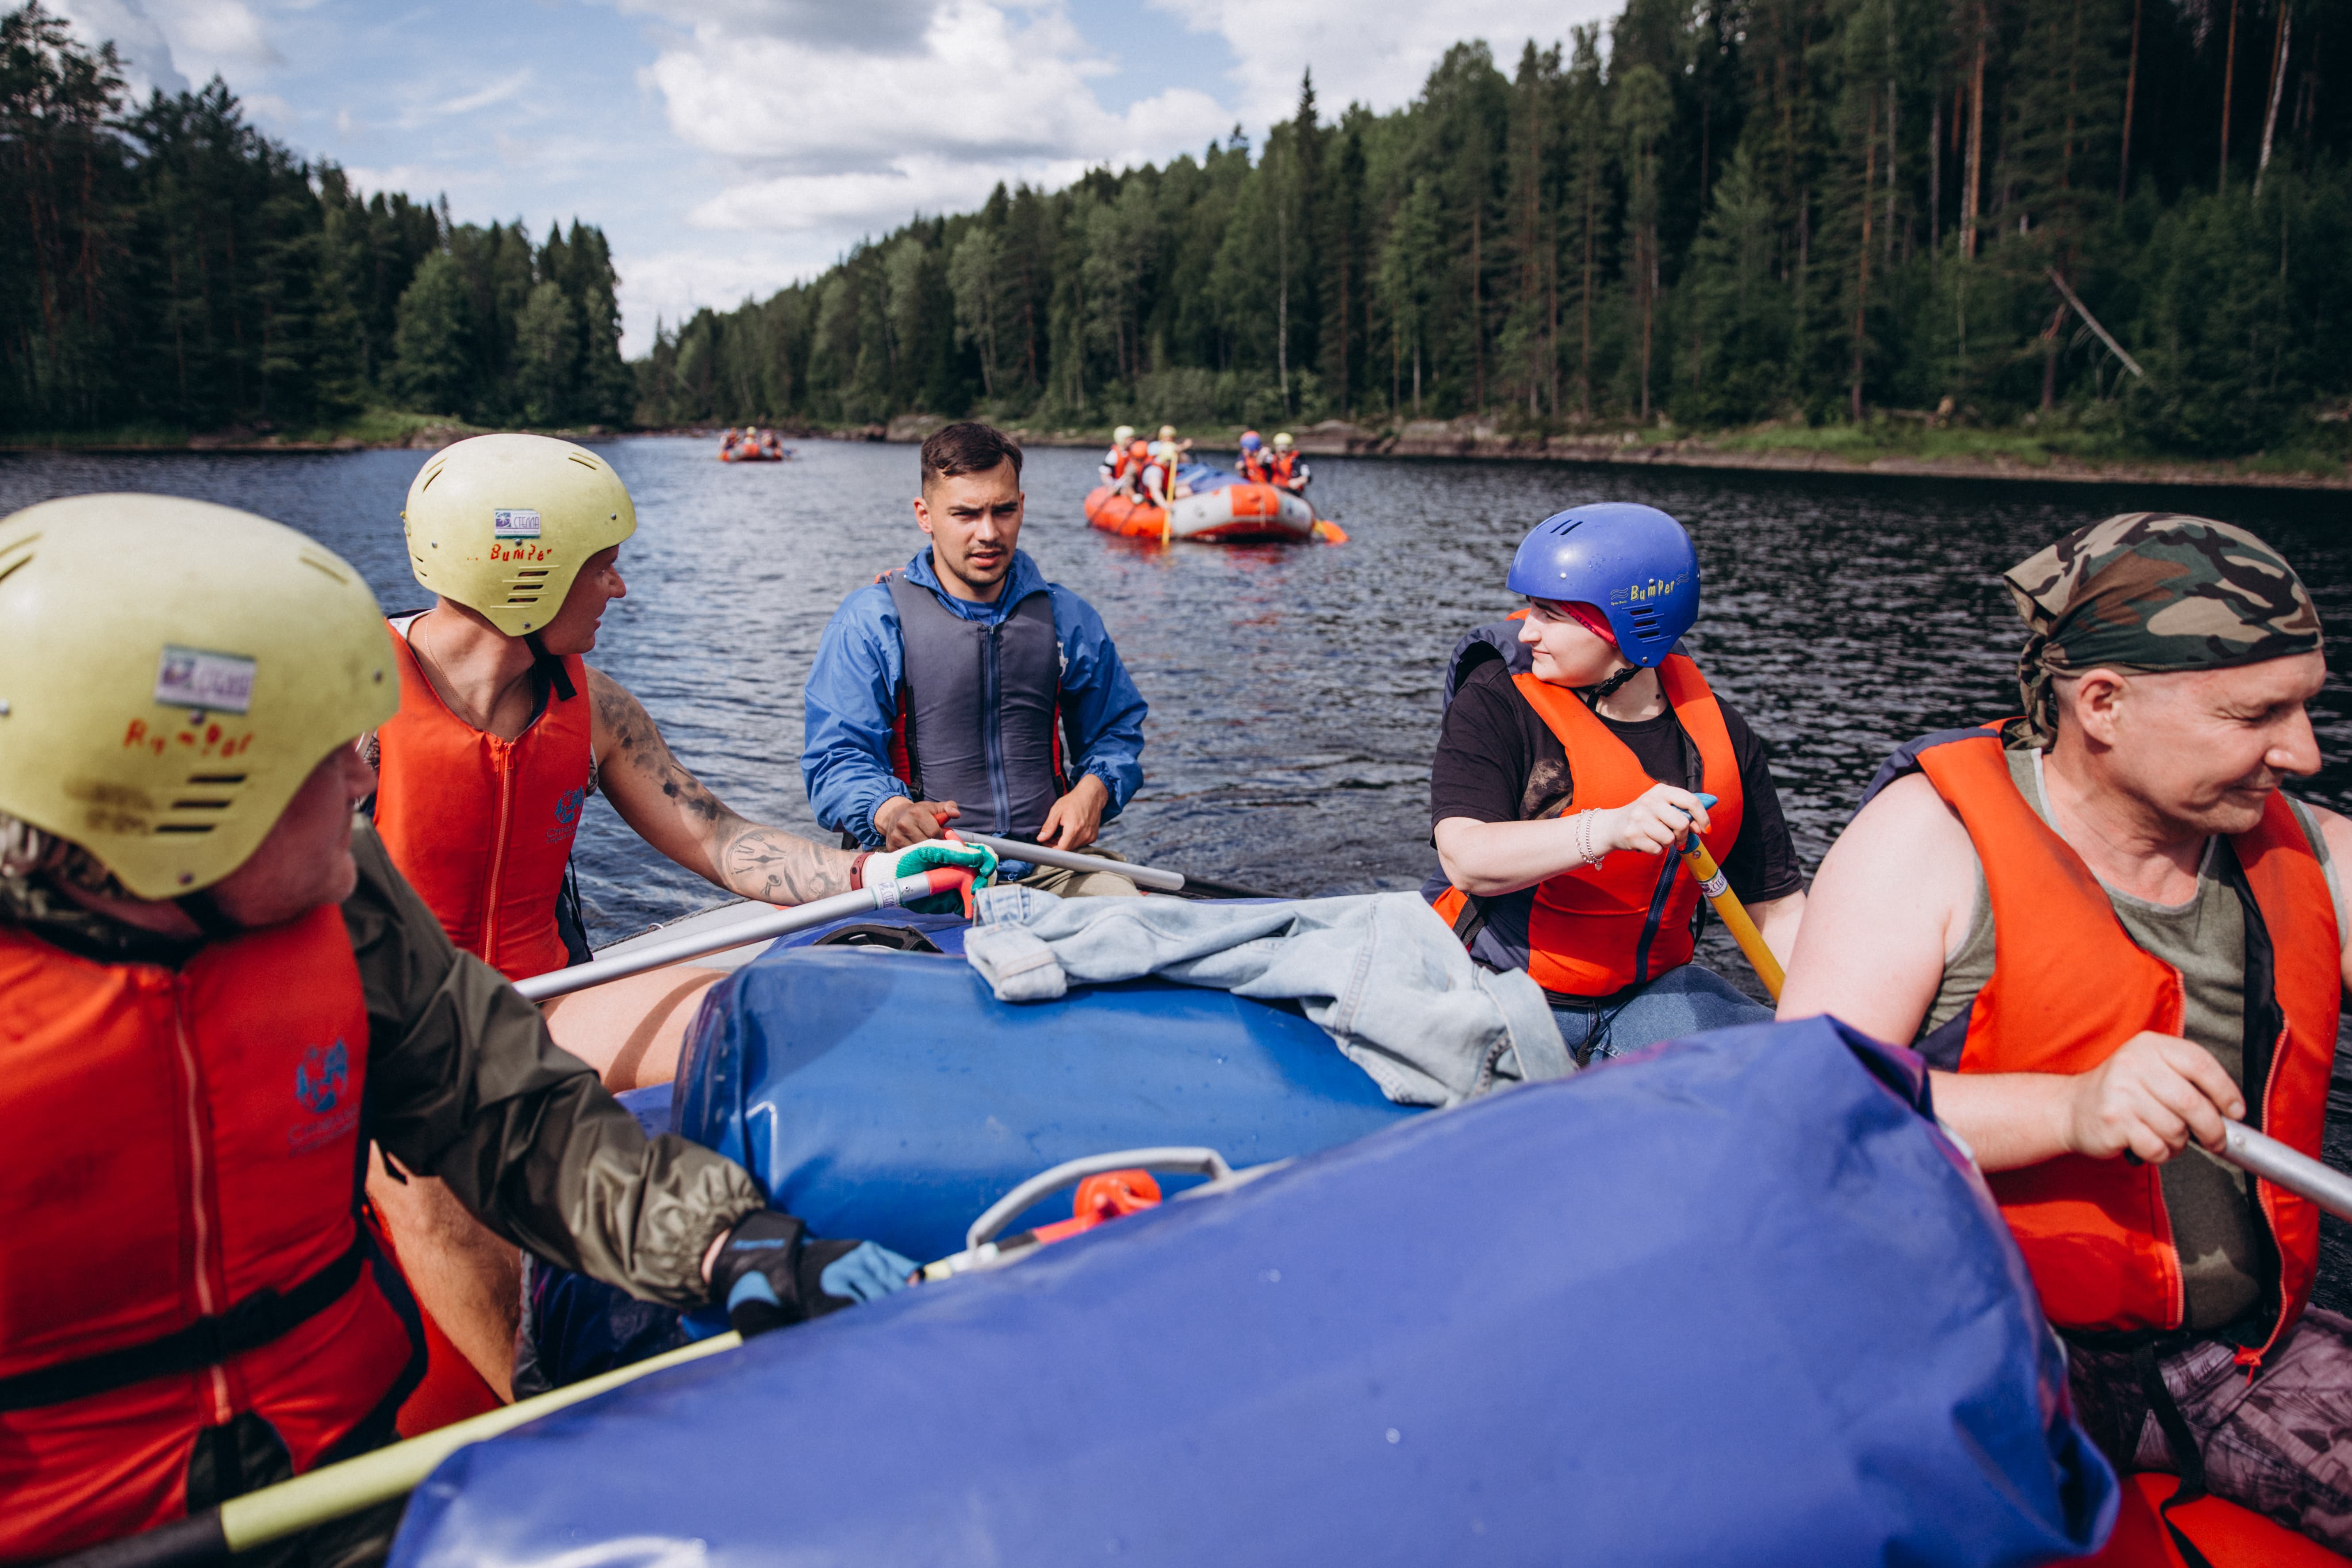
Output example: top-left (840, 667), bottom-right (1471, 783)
top-left (402, 1001), bottom-right (2114, 1567)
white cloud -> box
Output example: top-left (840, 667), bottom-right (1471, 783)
top-left (431, 68), bottom-right (533, 118)
top-left (1148, 0), bottom-right (1621, 127)
top-left (51, 0), bottom-right (281, 100)
top-left (632, 0), bottom-right (1226, 236)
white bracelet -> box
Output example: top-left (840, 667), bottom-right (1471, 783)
top-left (1574, 809), bottom-right (1607, 869)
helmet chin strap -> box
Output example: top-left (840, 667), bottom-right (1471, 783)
top-left (173, 888), bottom-right (243, 941)
top-left (1577, 663), bottom-right (1644, 706)
top-left (524, 633), bottom-right (577, 701)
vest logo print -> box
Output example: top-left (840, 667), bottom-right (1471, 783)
top-left (295, 1039), bottom-right (349, 1113)
top-left (289, 1038), bottom-right (358, 1154)
top-left (548, 785), bottom-right (586, 843)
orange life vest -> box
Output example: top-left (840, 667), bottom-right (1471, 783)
top-left (374, 625), bottom-right (591, 982)
top-left (1901, 724), bottom-right (2339, 1349)
top-left (1269, 450), bottom-right (1301, 487)
top-left (1434, 653), bottom-right (1743, 997)
top-left (0, 911), bottom-right (419, 1559)
top-left (1239, 451), bottom-right (1272, 484)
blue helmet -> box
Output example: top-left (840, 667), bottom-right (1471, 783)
top-left (1504, 502), bottom-right (1699, 669)
top-left (1238, 430), bottom-right (1263, 452)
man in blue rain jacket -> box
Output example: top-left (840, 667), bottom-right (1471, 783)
top-left (802, 422), bottom-right (1150, 897)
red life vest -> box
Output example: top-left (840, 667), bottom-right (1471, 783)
top-left (1434, 653), bottom-right (1743, 997)
top-left (1239, 451), bottom-right (1272, 483)
top-left (1905, 724), bottom-right (2339, 1350)
top-left (374, 624), bottom-right (591, 982)
top-left (0, 911), bottom-right (418, 1559)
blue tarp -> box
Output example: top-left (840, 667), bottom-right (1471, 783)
top-left (397, 1016), bottom-right (2114, 1568)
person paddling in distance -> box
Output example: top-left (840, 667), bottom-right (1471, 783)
top-left (1100, 423), bottom-right (1139, 495)
top-left (1426, 503), bottom-right (1807, 1062)
top-left (0, 498), bottom-right (913, 1565)
top-left (804, 422), bottom-right (1150, 897)
top-left (1779, 514), bottom-right (2352, 1554)
top-left (373, 434), bottom-right (988, 1409)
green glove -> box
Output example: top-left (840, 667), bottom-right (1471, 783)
top-left (860, 837), bottom-right (998, 914)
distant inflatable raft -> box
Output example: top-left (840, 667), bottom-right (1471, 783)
top-left (1086, 462), bottom-right (1319, 543)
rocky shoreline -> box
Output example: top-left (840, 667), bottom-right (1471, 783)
top-left (12, 415), bottom-right (2344, 492)
top-left (866, 414), bottom-right (2348, 494)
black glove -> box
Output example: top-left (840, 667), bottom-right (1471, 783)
top-left (707, 1211), bottom-right (876, 1336)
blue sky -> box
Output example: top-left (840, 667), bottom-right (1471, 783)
top-left (54, 0), bottom-right (1615, 356)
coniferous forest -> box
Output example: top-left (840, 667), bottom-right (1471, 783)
top-left (0, 4), bottom-right (631, 438)
top-left (637, 0), bottom-right (2352, 460)
top-left (8, 0), bottom-right (2352, 460)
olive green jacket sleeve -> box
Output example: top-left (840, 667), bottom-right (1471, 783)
top-left (342, 822), bottom-right (764, 1307)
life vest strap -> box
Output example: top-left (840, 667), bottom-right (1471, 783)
top-left (0, 1233), bottom-right (368, 1412)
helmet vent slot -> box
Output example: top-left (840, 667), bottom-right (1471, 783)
top-left (299, 551), bottom-right (350, 585)
top-left (170, 798), bottom-right (233, 810)
top-left (566, 454), bottom-right (600, 471)
top-left (153, 823), bottom-right (215, 835)
top-left (0, 534), bottom-right (40, 588)
top-left (185, 773), bottom-right (246, 786)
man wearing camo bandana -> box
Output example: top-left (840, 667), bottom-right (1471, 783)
top-left (1782, 513), bottom-right (2352, 1553)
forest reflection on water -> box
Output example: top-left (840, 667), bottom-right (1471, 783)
top-left (6, 437), bottom-right (2352, 1301)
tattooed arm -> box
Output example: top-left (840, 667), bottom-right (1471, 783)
top-left (587, 667), bottom-right (860, 904)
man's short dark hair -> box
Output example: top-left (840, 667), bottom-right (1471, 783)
top-left (921, 422), bottom-right (1023, 489)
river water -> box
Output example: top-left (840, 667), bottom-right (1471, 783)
top-left (8, 438), bottom-right (2352, 1299)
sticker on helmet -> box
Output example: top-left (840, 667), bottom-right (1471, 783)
top-left (493, 508), bottom-right (542, 540)
top-left (153, 645), bottom-right (257, 714)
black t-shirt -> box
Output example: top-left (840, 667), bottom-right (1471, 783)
top-left (1428, 657), bottom-right (1806, 905)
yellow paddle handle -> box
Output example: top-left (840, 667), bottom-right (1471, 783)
top-left (1680, 838), bottom-right (1784, 1001)
top-left (219, 1331), bottom-right (745, 1551)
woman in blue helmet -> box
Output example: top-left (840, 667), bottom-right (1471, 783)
top-left (1425, 502), bottom-right (1807, 1062)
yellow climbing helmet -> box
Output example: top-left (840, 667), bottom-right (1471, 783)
top-left (1113, 425), bottom-right (1136, 445)
top-left (1272, 431), bottom-right (1294, 449)
top-left (0, 495), bottom-right (397, 899)
top-left (402, 433), bottom-right (636, 638)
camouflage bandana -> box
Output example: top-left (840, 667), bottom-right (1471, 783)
top-left (2003, 512), bottom-right (2324, 744)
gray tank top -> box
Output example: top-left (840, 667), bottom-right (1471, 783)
top-left (1920, 748), bottom-right (2345, 1331)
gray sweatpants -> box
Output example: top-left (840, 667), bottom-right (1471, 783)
top-left (2067, 1306), bottom-right (2352, 1553)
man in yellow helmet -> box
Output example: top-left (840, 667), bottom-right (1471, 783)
top-left (0, 497), bottom-right (911, 1563)
top-left (374, 434), bottom-right (989, 1413)
top-left (379, 434), bottom-right (990, 1071)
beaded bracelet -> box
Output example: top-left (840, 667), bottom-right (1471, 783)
top-left (1574, 809), bottom-right (1607, 869)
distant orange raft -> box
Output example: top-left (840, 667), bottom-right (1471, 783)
top-left (1085, 468), bottom-right (1338, 544)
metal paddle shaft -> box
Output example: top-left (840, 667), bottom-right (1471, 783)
top-left (2224, 1122), bottom-right (2352, 1224)
top-left (1671, 794), bottom-right (1784, 1002)
top-left (514, 868), bottom-right (972, 1003)
top-left (956, 831), bottom-right (1186, 893)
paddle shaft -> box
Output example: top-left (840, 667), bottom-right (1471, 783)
top-left (50, 1333), bottom-right (749, 1568)
top-left (514, 868), bottom-right (971, 1003)
top-left (2224, 1122), bottom-right (2352, 1224)
top-left (957, 832), bottom-right (1186, 893)
top-left (1669, 794), bottom-right (1784, 1002)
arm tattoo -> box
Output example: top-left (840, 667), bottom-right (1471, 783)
top-left (588, 667), bottom-right (855, 901)
top-left (716, 825), bottom-right (856, 905)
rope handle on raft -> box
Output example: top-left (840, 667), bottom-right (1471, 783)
top-left (963, 1147), bottom-right (1234, 1255)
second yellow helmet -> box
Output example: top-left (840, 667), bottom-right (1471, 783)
top-left (402, 434), bottom-right (636, 637)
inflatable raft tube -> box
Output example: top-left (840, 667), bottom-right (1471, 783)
top-left (675, 937), bottom-right (1420, 1263)
top-left (391, 1017), bottom-right (2114, 1567)
top-left (1086, 462), bottom-right (1316, 543)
